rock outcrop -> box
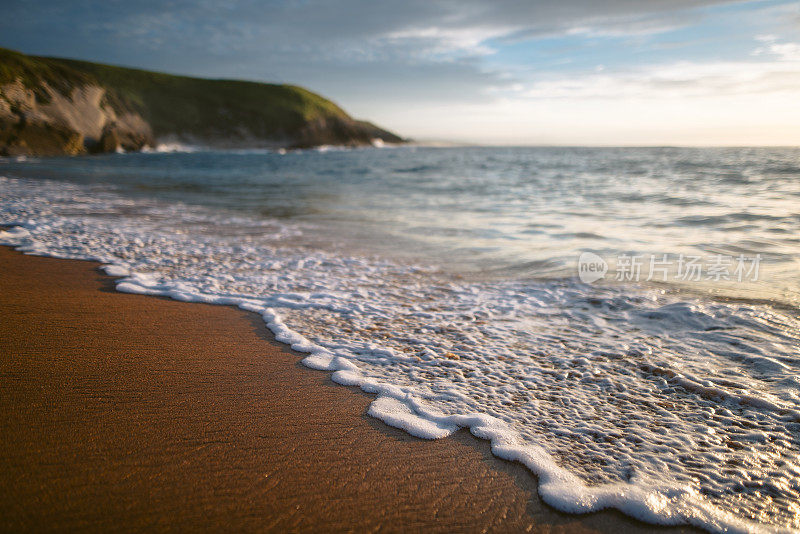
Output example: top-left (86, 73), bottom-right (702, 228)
top-left (0, 79), bottom-right (153, 156)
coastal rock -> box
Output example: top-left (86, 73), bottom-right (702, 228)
top-left (0, 77), bottom-right (153, 156)
top-left (290, 116), bottom-right (404, 148)
top-left (0, 115), bottom-right (85, 157)
top-left (93, 125), bottom-right (121, 154)
top-left (90, 120), bottom-right (154, 154)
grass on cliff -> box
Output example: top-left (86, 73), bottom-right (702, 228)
top-left (0, 48), bottom-right (94, 103)
top-left (0, 47), bottom-right (355, 140)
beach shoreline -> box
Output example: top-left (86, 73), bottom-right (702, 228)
top-left (0, 245), bottom-right (699, 533)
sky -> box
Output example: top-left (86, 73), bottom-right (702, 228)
top-left (2, 0), bottom-right (799, 145)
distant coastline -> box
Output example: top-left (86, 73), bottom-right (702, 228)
top-left (0, 47), bottom-right (406, 157)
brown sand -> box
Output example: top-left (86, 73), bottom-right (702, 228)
top-left (0, 246), bottom-right (699, 533)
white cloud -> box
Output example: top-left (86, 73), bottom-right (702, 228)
top-left (520, 47), bottom-right (800, 100)
top-left (380, 26), bottom-right (502, 60)
top-left (754, 39), bottom-right (800, 62)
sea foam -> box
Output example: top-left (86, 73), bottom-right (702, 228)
top-left (1, 174), bottom-right (798, 533)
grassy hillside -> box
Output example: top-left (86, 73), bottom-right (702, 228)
top-left (0, 47), bottom-right (403, 150)
top-left (53, 57), bottom-right (356, 141)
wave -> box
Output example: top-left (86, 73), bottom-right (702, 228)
top-left (141, 142), bottom-right (203, 153)
top-left (1, 175), bottom-right (799, 533)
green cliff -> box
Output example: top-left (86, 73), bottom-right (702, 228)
top-left (0, 47), bottom-right (404, 156)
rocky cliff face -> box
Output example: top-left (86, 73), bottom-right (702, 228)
top-left (0, 48), bottom-right (405, 157)
top-left (0, 80), bottom-right (153, 156)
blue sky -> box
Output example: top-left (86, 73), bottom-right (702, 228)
top-left (2, 0), bottom-right (799, 145)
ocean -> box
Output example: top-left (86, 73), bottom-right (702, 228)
top-left (2, 146), bottom-right (799, 532)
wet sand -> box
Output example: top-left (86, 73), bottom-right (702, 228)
top-left (0, 246), bottom-right (699, 533)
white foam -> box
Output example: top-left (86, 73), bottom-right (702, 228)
top-left (101, 264), bottom-right (130, 277)
top-left (1, 174), bottom-right (798, 533)
top-left (0, 226), bottom-right (30, 240)
top-left (368, 396), bottom-right (458, 439)
top-left (141, 142), bottom-right (201, 154)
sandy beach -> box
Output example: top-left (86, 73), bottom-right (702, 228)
top-left (0, 245), bottom-right (699, 533)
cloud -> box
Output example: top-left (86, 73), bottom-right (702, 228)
top-left (0, 1), bottom-right (741, 70)
top-left (520, 54), bottom-right (800, 100)
top-left (753, 35), bottom-right (800, 61)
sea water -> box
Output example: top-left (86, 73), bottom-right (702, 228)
top-left (1, 146), bottom-right (799, 532)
